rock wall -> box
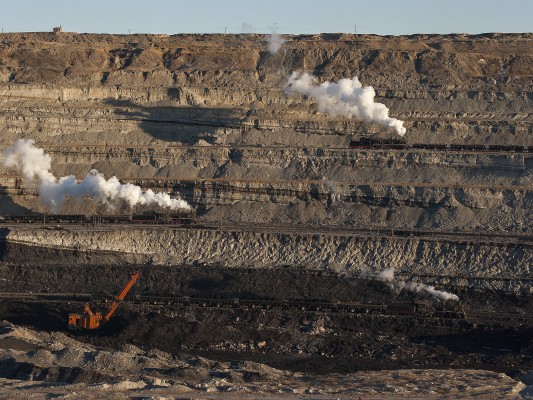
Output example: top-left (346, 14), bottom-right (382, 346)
top-left (5, 227), bottom-right (532, 293)
top-left (0, 33), bottom-right (531, 293)
top-left (0, 33), bottom-right (532, 146)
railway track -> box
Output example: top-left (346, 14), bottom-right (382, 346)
top-left (3, 173), bottom-right (530, 192)
top-left (13, 140), bottom-right (533, 154)
top-left (466, 310), bottom-right (533, 324)
top-left (1, 216), bottom-right (531, 247)
top-left (0, 292), bottom-right (465, 320)
top-left (193, 222), bottom-right (533, 248)
top-left (1, 102), bottom-right (533, 143)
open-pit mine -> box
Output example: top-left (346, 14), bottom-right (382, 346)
top-left (0, 32), bottom-right (531, 398)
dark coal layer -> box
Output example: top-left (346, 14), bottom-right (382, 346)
top-left (0, 262), bottom-right (530, 379)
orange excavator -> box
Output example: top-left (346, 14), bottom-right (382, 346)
top-left (68, 271), bottom-right (140, 330)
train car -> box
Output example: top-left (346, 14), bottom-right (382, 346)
top-left (387, 301), bottom-right (417, 315)
top-left (89, 210), bottom-right (197, 225)
top-left (349, 138), bottom-right (530, 153)
top-left (129, 213), bottom-right (158, 224)
top-left (0, 214), bottom-right (45, 223)
top-left (334, 301), bottom-right (387, 314)
top-left (155, 210), bottom-right (197, 225)
top-left (43, 214), bottom-right (86, 224)
top-left (349, 138), bottom-right (408, 149)
top-left (92, 215), bottom-right (131, 224)
top-left (431, 300), bottom-right (466, 319)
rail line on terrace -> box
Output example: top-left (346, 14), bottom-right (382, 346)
top-left (2, 218), bottom-right (532, 248)
top-left (0, 291), bottom-right (531, 325)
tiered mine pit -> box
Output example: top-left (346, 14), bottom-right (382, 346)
top-left (0, 33), bottom-right (531, 387)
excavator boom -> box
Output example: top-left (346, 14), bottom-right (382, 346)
top-left (68, 271), bottom-right (140, 330)
top-left (103, 271), bottom-right (140, 322)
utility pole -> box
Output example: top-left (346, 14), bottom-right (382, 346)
top-left (354, 24), bottom-right (357, 35)
top-left (224, 27), bottom-right (227, 35)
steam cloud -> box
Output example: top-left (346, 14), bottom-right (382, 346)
top-left (241, 22), bottom-right (255, 33)
top-left (265, 24), bottom-right (285, 54)
top-left (374, 267), bottom-right (459, 301)
top-left (267, 32), bottom-right (285, 54)
top-left (3, 139), bottom-right (191, 211)
top-left (285, 72), bottom-right (407, 136)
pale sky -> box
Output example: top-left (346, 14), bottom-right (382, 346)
top-left (1, 0), bottom-right (532, 35)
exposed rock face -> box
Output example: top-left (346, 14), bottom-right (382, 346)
top-left (0, 32), bottom-right (532, 145)
top-left (5, 227), bottom-right (532, 293)
top-left (0, 33), bottom-right (531, 292)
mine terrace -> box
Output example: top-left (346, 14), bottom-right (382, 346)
top-left (0, 31), bottom-right (531, 398)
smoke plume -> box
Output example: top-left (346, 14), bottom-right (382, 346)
top-left (285, 72), bottom-right (407, 136)
top-left (3, 139), bottom-right (191, 211)
top-left (241, 22), bottom-right (255, 33)
top-left (374, 267), bottom-right (459, 301)
top-left (265, 23), bottom-right (285, 54)
top-left (267, 32), bottom-right (285, 54)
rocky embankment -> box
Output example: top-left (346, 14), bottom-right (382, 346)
top-left (0, 320), bottom-right (527, 399)
top-left (3, 226), bottom-right (531, 293)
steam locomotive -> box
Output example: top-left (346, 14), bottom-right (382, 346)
top-left (349, 138), bottom-right (531, 152)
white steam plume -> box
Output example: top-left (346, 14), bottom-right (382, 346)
top-left (267, 32), bottom-right (285, 54)
top-left (266, 23), bottom-right (285, 54)
top-left (375, 267), bottom-right (459, 301)
top-left (3, 139), bottom-right (191, 211)
top-left (285, 72), bottom-right (407, 136)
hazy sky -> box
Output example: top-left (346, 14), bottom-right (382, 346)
top-left (1, 0), bottom-right (532, 35)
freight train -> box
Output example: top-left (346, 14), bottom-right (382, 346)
top-left (349, 138), bottom-right (531, 152)
top-left (0, 210), bottom-right (196, 225)
top-left (130, 295), bottom-right (467, 319)
top-left (0, 291), bottom-right (467, 320)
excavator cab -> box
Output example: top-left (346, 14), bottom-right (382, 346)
top-left (68, 304), bottom-right (103, 330)
top-left (68, 311), bottom-right (103, 330)
top-left (68, 271), bottom-right (139, 330)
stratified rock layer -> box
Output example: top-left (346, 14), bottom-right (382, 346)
top-left (0, 33), bottom-right (531, 292)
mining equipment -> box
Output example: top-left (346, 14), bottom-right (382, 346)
top-left (68, 271), bottom-right (140, 330)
